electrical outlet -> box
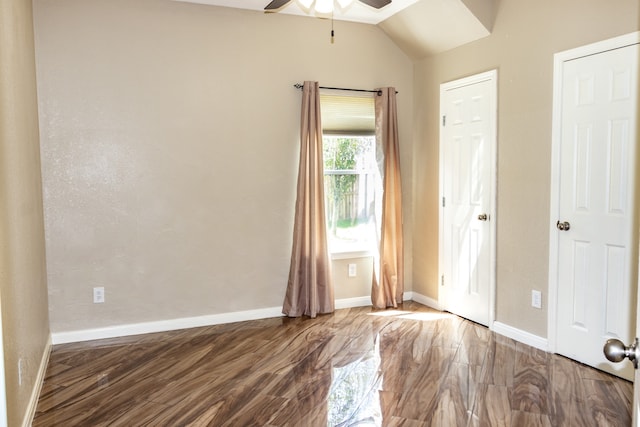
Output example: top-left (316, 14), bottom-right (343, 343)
top-left (348, 263), bottom-right (357, 277)
top-left (93, 287), bottom-right (105, 304)
top-left (532, 290), bottom-right (542, 309)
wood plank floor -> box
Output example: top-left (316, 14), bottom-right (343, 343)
top-left (34, 302), bottom-right (633, 426)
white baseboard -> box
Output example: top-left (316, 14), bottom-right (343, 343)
top-left (335, 296), bottom-right (371, 309)
top-left (22, 335), bottom-right (52, 427)
top-left (492, 321), bottom-right (548, 351)
top-left (52, 296), bottom-right (376, 345)
top-left (408, 295), bottom-right (548, 352)
top-left (411, 292), bottom-right (443, 311)
top-left (334, 292), bottom-right (417, 310)
top-left (55, 296), bottom-right (545, 349)
top-left (52, 306), bottom-right (284, 345)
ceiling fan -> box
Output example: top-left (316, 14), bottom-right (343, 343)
top-left (265, 0), bottom-right (391, 12)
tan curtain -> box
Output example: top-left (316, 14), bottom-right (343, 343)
top-left (283, 81), bottom-right (334, 318)
top-left (372, 87), bottom-right (404, 309)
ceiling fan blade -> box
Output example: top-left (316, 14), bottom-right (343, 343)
top-left (265, 0), bottom-right (292, 10)
top-left (358, 0), bottom-right (391, 9)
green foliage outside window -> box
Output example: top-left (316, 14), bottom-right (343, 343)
top-left (323, 137), bottom-right (364, 235)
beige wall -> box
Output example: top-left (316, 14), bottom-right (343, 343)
top-left (33, 0), bottom-right (414, 333)
top-left (0, 0), bottom-right (51, 424)
top-left (333, 256), bottom-right (374, 300)
top-left (412, 0), bottom-right (640, 337)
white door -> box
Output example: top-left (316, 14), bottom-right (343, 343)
top-left (634, 283), bottom-right (640, 426)
top-left (551, 35), bottom-right (639, 381)
top-left (439, 70), bottom-right (497, 327)
top-left (608, 210), bottom-right (640, 426)
top-left (604, 223), bottom-right (640, 426)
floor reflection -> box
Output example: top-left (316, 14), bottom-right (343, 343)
top-left (368, 309), bottom-right (455, 322)
top-left (33, 302), bottom-right (634, 426)
top-left (328, 334), bottom-right (382, 426)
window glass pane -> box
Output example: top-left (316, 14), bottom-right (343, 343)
top-left (323, 136), bottom-right (378, 253)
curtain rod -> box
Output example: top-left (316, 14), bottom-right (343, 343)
top-left (293, 83), bottom-right (398, 96)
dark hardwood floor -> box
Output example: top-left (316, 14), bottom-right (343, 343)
top-left (33, 302), bottom-right (633, 426)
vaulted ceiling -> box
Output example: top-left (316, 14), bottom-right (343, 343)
top-left (175, 0), bottom-right (498, 59)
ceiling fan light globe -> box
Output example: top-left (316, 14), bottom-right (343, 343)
top-left (314, 0), bottom-right (332, 13)
top-left (298, 0), bottom-right (313, 8)
top-left (336, 0), bottom-right (353, 8)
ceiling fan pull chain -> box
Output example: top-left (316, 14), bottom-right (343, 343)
top-left (331, 11), bottom-right (335, 44)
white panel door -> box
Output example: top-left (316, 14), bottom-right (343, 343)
top-left (634, 274), bottom-right (640, 426)
top-left (555, 42), bottom-right (638, 380)
top-left (440, 71), bottom-right (496, 327)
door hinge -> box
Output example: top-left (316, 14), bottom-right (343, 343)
top-left (441, 275), bottom-right (445, 286)
top-left (442, 115), bottom-right (446, 126)
top-left (442, 197), bottom-right (446, 207)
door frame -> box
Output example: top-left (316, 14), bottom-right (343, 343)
top-left (438, 69), bottom-right (498, 328)
top-left (547, 31), bottom-right (640, 354)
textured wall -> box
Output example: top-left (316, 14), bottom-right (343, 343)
top-left (333, 256), bottom-right (374, 300)
top-left (33, 0), bottom-right (414, 333)
top-left (0, 0), bottom-right (51, 424)
top-left (412, 0), bottom-right (640, 337)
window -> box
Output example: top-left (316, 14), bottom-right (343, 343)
top-left (321, 94), bottom-right (379, 255)
top-left (323, 135), bottom-right (378, 254)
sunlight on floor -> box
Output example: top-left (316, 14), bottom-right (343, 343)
top-left (367, 310), bottom-right (455, 322)
top-left (397, 312), bottom-right (456, 322)
top-left (367, 310), bottom-right (412, 317)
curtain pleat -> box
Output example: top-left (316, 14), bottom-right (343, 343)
top-left (283, 81), bottom-right (334, 318)
top-left (372, 87), bottom-right (404, 309)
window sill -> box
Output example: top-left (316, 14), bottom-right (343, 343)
top-left (330, 250), bottom-right (375, 260)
